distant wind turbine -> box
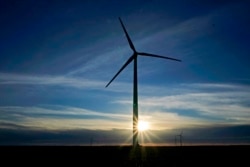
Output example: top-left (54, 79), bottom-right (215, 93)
top-left (175, 131), bottom-right (183, 146)
top-left (106, 17), bottom-right (181, 148)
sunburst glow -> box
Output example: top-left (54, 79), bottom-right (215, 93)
top-left (138, 120), bottom-right (149, 132)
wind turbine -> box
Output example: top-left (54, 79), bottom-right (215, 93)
top-left (106, 17), bottom-right (181, 147)
top-left (175, 131), bottom-right (183, 146)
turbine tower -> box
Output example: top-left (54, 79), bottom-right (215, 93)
top-left (106, 17), bottom-right (181, 147)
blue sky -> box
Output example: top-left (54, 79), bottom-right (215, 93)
top-left (0, 0), bottom-right (250, 145)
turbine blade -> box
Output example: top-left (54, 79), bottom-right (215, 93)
top-left (105, 54), bottom-right (135, 88)
top-left (138, 52), bottom-right (181, 62)
top-left (119, 17), bottom-right (136, 52)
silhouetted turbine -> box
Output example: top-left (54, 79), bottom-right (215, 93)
top-left (106, 17), bottom-right (181, 148)
top-left (175, 131), bottom-right (183, 146)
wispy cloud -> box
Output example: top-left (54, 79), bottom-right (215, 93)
top-left (115, 83), bottom-right (250, 126)
top-left (66, 45), bottom-right (131, 77)
top-left (1, 72), bottom-right (249, 131)
top-left (65, 11), bottom-right (212, 79)
top-left (0, 72), bottom-right (132, 93)
top-left (0, 72), bottom-right (101, 87)
top-left (61, 6), bottom-right (223, 81)
top-left (0, 105), bottom-right (131, 130)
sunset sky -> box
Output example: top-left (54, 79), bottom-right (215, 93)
top-left (0, 0), bottom-right (250, 145)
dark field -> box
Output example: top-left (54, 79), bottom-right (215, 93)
top-left (1, 145), bottom-right (249, 166)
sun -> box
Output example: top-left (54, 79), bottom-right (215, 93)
top-left (138, 121), bottom-right (149, 132)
